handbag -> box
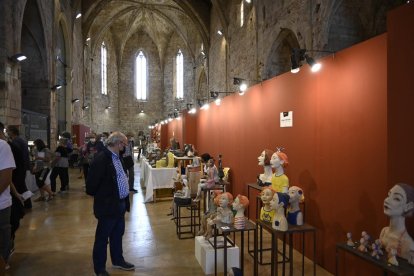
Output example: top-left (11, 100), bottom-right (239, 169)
top-left (123, 155), bottom-right (134, 169)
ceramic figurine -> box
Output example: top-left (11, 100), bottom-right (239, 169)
top-left (380, 183), bottom-right (414, 264)
top-left (270, 147), bottom-right (289, 193)
top-left (194, 158), bottom-right (219, 202)
top-left (287, 186), bottom-right (304, 225)
top-left (371, 239), bottom-right (383, 260)
top-left (270, 192), bottom-right (290, 231)
top-left (260, 187), bottom-right (275, 223)
top-left (198, 190), bottom-right (222, 237)
top-left (215, 192), bottom-right (234, 224)
top-left (358, 231), bottom-right (370, 252)
top-left (388, 248), bottom-right (399, 266)
top-left (232, 195), bottom-right (249, 230)
top-left (346, 232), bottom-right (355, 247)
top-left (257, 149), bottom-right (273, 186)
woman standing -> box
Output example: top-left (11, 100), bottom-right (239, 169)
top-left (33, 139), bottom-right (54, 201)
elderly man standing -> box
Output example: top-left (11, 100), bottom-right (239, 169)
top-left (0, 124), bottom-right (15, 272)
top-left (86, 131), bottom-right (135, 276)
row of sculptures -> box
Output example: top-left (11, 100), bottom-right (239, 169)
top-left (173, 147), bottom-right (414, 267)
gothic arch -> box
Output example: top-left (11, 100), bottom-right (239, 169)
top-left (197, 69), bottom-right (208, 101)
top-left (263, 28), bottom-right (300, 80)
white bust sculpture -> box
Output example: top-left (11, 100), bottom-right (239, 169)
top-left (257, 149), bottom-right (273, 186)
top-left (270, 192), bottom-right (290, 231)
top-left (380, 183), bottom-right (414, 264)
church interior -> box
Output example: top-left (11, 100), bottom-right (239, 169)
top-left (1, 0), bottom-right (414, 275)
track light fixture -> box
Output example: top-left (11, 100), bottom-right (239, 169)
top-left (290, 48), bottom-right (324, 73)
top-left (71, 98), bottom-right (80, 104)
top-left (82, 104), bottom-right (89, 110)
top-left (9, 53), bottom-right (27, 63)
top-left (233, 78), bottom-right (257, 95)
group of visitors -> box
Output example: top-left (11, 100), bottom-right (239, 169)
top-left (0, 123), bottom-right (140, 274)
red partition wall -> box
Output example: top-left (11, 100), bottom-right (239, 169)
top-left (166, 118), bottom-right (183, 149)
top-left (195, 34), bottom-right (388, 273)
top-left (72, 124), bottom-right (91, 147)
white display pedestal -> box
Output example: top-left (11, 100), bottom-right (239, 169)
top-left (195, 235), bottom-right (240, 275)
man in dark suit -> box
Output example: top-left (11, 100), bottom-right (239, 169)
top-left (86, 131), bottom-right (135, 276)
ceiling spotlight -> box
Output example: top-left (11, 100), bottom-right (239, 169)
top-left (217, 30), bottom-right (223, 36)
top-left (291, 48), bottom-right (326, 73)
top-left (201, 103), bottom-right (209, 110)
top-left (86, 37), bottom-right (91, 42)
top-left (75, 12), bottom-right (82, 19)
top-left (215, 98), bottom-right (221, 106)
top-left (71, 98), bottom-right (80, 103)
top-left (189, 107), bottom-right (197, 114)
top-left (9, 53), bottom-right (27, 63)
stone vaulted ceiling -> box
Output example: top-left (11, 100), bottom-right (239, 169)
top-left (82, 0), bottom-right (211, 65)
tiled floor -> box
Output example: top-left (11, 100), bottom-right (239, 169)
top-left (8, 163), bottom-right (332, 275)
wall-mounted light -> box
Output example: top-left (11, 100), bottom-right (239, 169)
top-left (217, 30), bottom-right (223, 36)
top-left (233, 78), bottom-right (251, 95)
top-left (75, 12), bottom-right (82, 19)
top-left (51, 84), bottom-right (63, 91)
top-left (86, 37), bottom-right (91, 42)
top-left (140, 110), bottom-right (144, 114)
top-left (71, 98), bottom-right (80, 104)
top-left (9, 53), bottom-right (27, 63)
top-left (290, 48), bottom-right (328, 73)
top-left (105, 106), bottom-right (111, 110)
top-left (82, 104), bottom-right (89, 110)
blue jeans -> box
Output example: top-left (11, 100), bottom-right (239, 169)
top-left (93, 200), bottom-right (126, 273)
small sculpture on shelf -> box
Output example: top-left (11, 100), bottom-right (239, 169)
top-left (346, 232), bottom-right (355, 247)
top-left (270, 192), bottom-right (290, 231)
top-left (218, 154), bottom-right (225, 180)
top-left (388, 248), bottom-right (399, 266)
top-left (232, 195), bottom-right (249, 230)
top-left (257, 149), bottom-right (273, 187)
top-left (287, 186), bottom-right (304, 225)
top-left (371, 239), bottom-right (383, 260)
top-left (260, 187), bottom-right (275, 223)
top-left (270, 147), bottom-right (289, 193)
top-left (380, 183), bottom-right (414, 264)
top-left (358, 231), bottom-right (370, 252)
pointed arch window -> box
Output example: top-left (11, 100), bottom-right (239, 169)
top-left (135, 51), bottom-right (147, 100)
top-left (176, 49), bottom-right (184, 100)
top-left (101, 42), bottom-right (107, 95)
top-left (240, 1), bottom-right (244, 27)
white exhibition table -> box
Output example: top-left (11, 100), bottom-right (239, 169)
top-left (140, 159), bottom-right (176, 203)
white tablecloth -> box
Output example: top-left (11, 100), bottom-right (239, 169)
top-left (140, 160), bottom-right (176, 202)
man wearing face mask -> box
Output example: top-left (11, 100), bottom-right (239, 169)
top-left (86, 131), bottom-right (135, 275)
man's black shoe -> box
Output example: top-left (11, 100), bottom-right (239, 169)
top-left (113, 261), bottom-right (135, 271)
top-left (96, 270), bottom-right (110, 276)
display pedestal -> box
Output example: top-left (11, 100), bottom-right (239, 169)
top-left (195, 236), bottom-right (239, 275)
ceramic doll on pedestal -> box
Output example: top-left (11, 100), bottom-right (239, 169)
top-left (270, 148), bottom-right (289, 193)
top-left (204, 192), bottom-right (234, 240)
top-left (257, 149), bottom-right (273, 187)
top-left (270, 192), bottom-right (290, 231)
top-left (193, 158), bottom-right (219, 202)
top-left (287, 186), bottom-right (304, 225)
top-left (232, 195), bottom-right (249, 230)
top-left (380, 183), bottom-right (414, 264)
top-left (260, 188), bottom-right (275, 223)
top-left (358, 231), bottom-right (370, 252)
top-left (197, 190), bottom-right (222, 237)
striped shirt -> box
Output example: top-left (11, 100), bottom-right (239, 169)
top-left (111, 152), bottom-right (129, 199)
